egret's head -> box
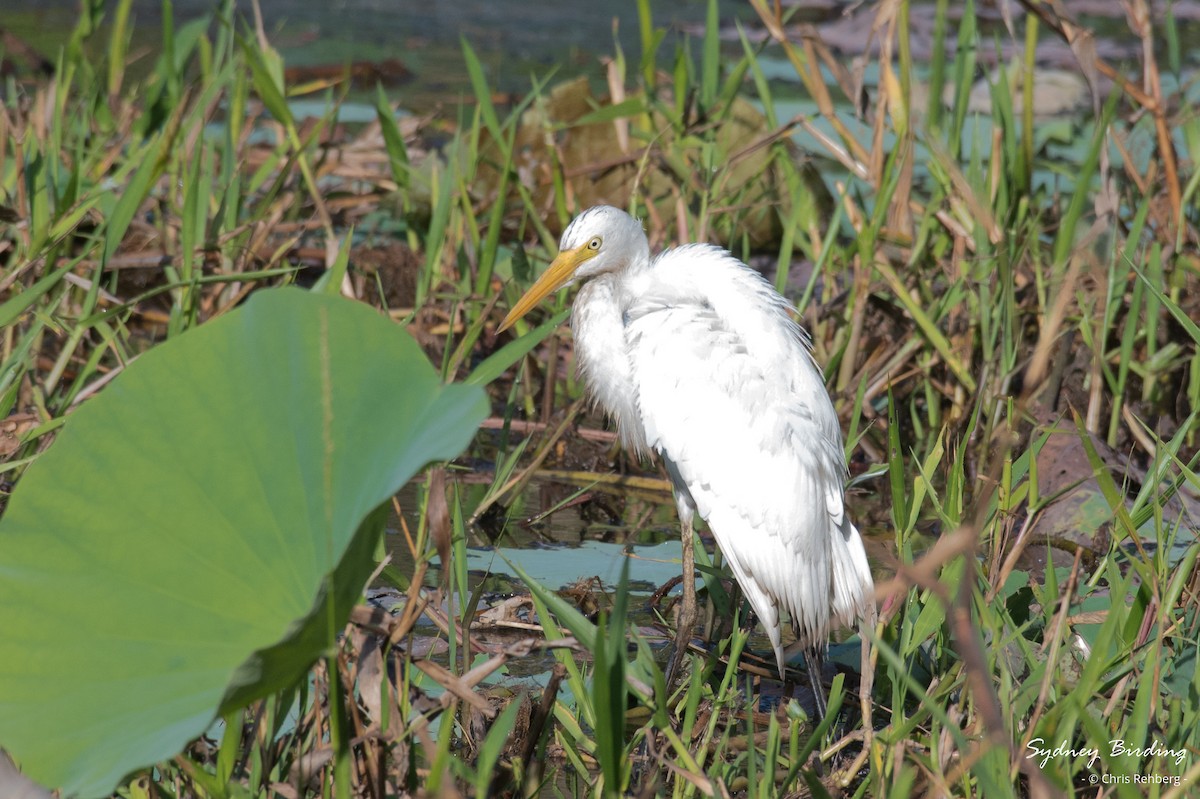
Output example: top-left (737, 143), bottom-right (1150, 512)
top-left (499, 206), bottom-right (649, 332)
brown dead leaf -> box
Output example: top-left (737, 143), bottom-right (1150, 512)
top-left (427, 467), bottom-right (451, 586)
top-left (353, 627), bottom-right (404, 738)
top-left (474, 595), bottom-right (536, 628)
top-left (1024, 423), bottom-right (1117, 571)
top-left (0, 413), bottom-right (37, 459)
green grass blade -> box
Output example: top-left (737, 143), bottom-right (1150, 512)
top-left (466, 308), bottom-right (570, 386)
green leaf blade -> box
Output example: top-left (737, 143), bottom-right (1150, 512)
top-left (0, 288), bottom-right (487, 798)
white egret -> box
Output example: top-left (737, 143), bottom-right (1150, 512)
top-left (499, 205), bottom-right (873, 714)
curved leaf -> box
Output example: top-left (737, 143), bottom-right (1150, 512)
top-left (0, 288), bottom-right (488, 798)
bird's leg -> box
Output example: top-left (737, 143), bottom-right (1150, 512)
top-left (666, 515), bottom-right (697, 685)
top-left (805, 649), bottom-right (827, 724)
top-left (859, 609), bottom-right (877, 747)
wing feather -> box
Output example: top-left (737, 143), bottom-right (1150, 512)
top-left (622, 245), bottom-right (871, 671)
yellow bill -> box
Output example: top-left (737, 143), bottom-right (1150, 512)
top-left (497, 244), bottom-right (597, 332)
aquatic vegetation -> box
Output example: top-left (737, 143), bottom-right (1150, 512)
top-left (0, 0), bottom-right (1197, 796)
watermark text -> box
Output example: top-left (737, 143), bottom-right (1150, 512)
top-left (1025, 737), bottom-right (1188, 786)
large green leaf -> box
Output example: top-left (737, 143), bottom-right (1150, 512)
top-left (0, 288), bottom-right (488, 798)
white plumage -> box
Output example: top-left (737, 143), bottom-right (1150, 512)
top-left (500, 205), bottom-right (873, 699)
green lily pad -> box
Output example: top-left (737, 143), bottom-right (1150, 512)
top-left (0, 288), bottom-right (488, 798)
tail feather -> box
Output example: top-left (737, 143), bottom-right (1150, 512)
top-left (829, 519), bottom-right (873, 629)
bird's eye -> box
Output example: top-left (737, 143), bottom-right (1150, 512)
top-left (587, 237), bottom-right (602, 250)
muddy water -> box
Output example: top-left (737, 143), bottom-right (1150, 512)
top-left (381, 464), bottom-right (887, 680)
top-left (4, 0), bottom-right (754, 108)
